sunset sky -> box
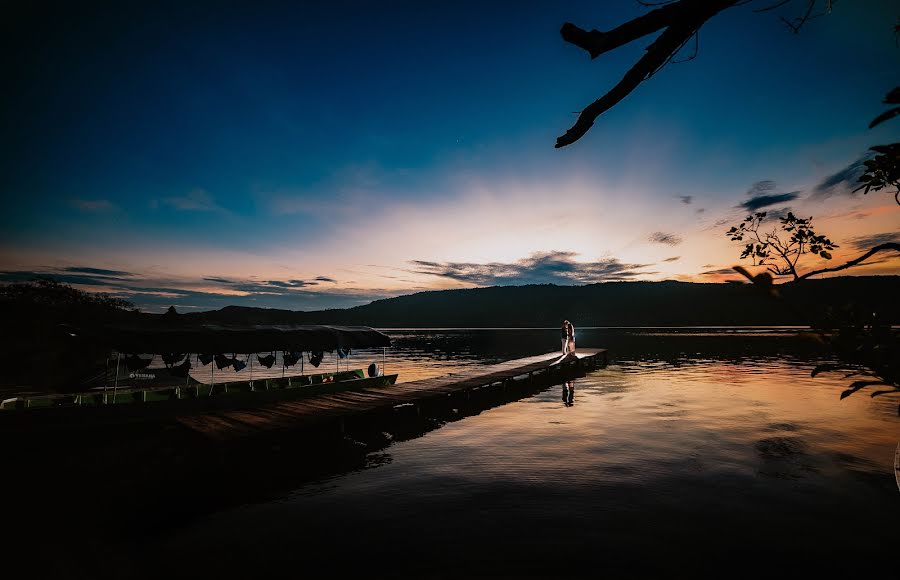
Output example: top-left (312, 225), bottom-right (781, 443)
top-left (2, 1), bottom-right (898, 311)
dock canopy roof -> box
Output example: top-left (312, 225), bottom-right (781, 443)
top-left (84, 323), bottom-right (391, 354)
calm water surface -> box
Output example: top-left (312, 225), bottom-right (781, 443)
top-left (10, 329), bottom-right (900, 577)
top-left (152, 329), bottom-right (900, 576)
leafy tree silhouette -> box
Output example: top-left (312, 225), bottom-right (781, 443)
top-left (725, 212), bottom-right (899, 281)
top-left (726, 212), bottom-right (836, 281)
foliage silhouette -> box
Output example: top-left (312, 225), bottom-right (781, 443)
top-left (0, 277), bottom-right (134, 312)
top-left (0, 279), bottom-right (137, 390)
top-left (727, 212), bottom-right (836, 280)
top-left (857, 87), bottom-right (900, 206)
top-left (726, 213), bottom-right (900, 281)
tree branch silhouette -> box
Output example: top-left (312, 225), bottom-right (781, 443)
top-left (726, 212), bottom-right (838, 281)
top-left (753, 0), bottom-right (794, 12)
top-left (557, 0), bottom-right (737, 148)
top-left (799, 243), bottom-right (900, 280)
top-left (777, 0), bottom-right (835, 34)
top-left (556, 0), bottom-right (840, 147)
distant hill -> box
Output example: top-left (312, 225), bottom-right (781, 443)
top-left (184, 277), bottom-right (900, 328)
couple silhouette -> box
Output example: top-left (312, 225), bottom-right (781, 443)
top-left (560, 320), bottom-right (576, 356)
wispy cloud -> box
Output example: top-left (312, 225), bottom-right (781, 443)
top-left (678, 195), bottom-right (693, 205)
top-left (713, 218), bottom-right (731, 228)
top-left (263, 279), bottom-right (319, 288)
top-left (159, 189), bottom-right (224, 212)
top-left (739, 180), bottom-right (799, 212)
top-left (648, 232), bottom-right (683, 246)
top-left (62, 266), bottom-right (134, 277)
top-left (662, 256), bottom-right (681, 262)
top-left (0, 269), bottom-right (135, 285)
top-left (701, 267), bottom-right (737, 276)
top-left (847, 232), bottom-right (899, 251)
top-left (764, 207), bottom-right (794, 220)
top-left (69, 199), bottom-right (116, 212)
top-left (199, 277), bottom-right (329, 294)
top-left (409, 251), bottom-right (653, 286)
top-left (120, 283), bottom-right (397, 312)
top-left (812, 156), bottom-right (868, 198)
top-left (0, 267), bottom-right (387, 311)
top-left (740, 194), bottom-right (798, 211)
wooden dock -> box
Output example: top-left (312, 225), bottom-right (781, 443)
top-left (177, 349), bottom-right (607, 440)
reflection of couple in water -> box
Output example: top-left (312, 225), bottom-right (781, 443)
top-left (556, 321), bottom-right (577, 404)
top-left (562, 380), bottom-right (575, 407)
top-left (560, 320), bottom-right (576, 356)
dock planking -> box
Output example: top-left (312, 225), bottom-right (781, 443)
top-left (177, 349), bottom-right (607, 440)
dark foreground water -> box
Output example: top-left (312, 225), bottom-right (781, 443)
top-left (5, 329), bottom-right (899, 577)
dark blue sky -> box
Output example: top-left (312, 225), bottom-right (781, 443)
top-left (1, 1), bottom-right (898, 310)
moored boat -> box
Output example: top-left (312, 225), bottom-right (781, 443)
top-left (0, 322), bottom-right (395, 430)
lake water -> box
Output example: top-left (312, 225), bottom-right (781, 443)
top-left (6, 329), bottom-right (899, 577)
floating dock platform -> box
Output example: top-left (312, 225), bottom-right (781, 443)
top-left (178, 349), bottom-right (607, 440)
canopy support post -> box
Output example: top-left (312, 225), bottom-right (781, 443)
top-left (103, 353), bottom-right (110, 398)
top-left (111, 351), bottom-right (121, 404)
top-left (382, 347), bottom-right (386, 377)
top-left (225, 354), bottom-right (231, 393)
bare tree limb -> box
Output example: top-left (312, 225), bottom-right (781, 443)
top-left (780, 0), bottom-right (816, 33)
top-left (557, 0), bottom-right (739, 148)
top-left (778, 0), bottom-right (835, 34)
top-left (798, 242), bottom-right (900, 280)
top-left (754, 0), bottom-right (794, 13)
top-left (557, 0), bottom-right (841, 147)
top-left (670, 31), bottom-right (700, 64)
top-left (560, 0), bottom-right (705, 60)
top-left (557, 23), bottom-right (697, 148)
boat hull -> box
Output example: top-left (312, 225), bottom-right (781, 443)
top-left (0, 370), bottom-right (398, 431)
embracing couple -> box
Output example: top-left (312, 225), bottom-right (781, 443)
top-left (560, 320), bottom-right (575, 355)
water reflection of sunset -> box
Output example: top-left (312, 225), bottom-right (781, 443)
top-left (147, 342), bottom-right (898, 576)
